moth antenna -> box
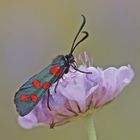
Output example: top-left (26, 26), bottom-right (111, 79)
top-left (70, 31), bottom-right (88, 54)
top-left (70, 15), bottom-right (88, 55)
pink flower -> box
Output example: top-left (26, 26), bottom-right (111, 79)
top-left (18, 52), bottom-right (134, 129)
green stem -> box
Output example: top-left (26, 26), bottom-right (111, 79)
top-left (84, 115), bottom-right (97, 140)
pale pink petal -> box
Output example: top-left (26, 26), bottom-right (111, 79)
top-left (18, 112), bottom-right (38, 129)
top-left (94, 66), bottom-right (134, 107)
top-left (116, 65), bottom-right (134, 93)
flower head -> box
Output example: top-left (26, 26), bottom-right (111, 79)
top-left (18, 52), bottom-right (134, 129)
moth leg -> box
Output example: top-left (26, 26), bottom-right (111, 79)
top-left (54, 69), bottom-right (66, 93)
top-left (70, 64), bottom-right (92, 74)
top-left (61, 76), bottom-right (64, 80)
top-left (47, 89), bottom-right (51, 111)
top-left (54, 79), bottom-right (60, 93)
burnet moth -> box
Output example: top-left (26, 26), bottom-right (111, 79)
top-left (14, 15), bottom-right (91, 116)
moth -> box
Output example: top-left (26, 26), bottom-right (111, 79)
top-left (14, 15), bottom-right (91, 116)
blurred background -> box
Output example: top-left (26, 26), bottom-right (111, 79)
top-left (0, 0), bottom-right (139, 140)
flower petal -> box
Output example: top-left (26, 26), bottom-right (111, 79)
top-left (94, 66), bottom-right (134, 107)
top-left (18, 112), bottom-right (38, 129)
top-left (116, 65), bottom-right (134, 93)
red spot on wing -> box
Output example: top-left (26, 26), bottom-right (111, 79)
top-left (50, 66), bottom-right (63, 77)
top-left (43, 82), bottom-right (50, 89)
top-left (31, 94), bottom-right (38, 102)
top-left (50, 66), bottom-right (59, 74)
top-left (56, 68), bottom-right (63, 77)
top-left (32, 80), bottom-right (40, 89)
top-left (21, 95), bottom-right (28, 102)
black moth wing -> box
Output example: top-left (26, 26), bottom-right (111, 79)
top-left (14, 55), bottom-right (67, 116)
